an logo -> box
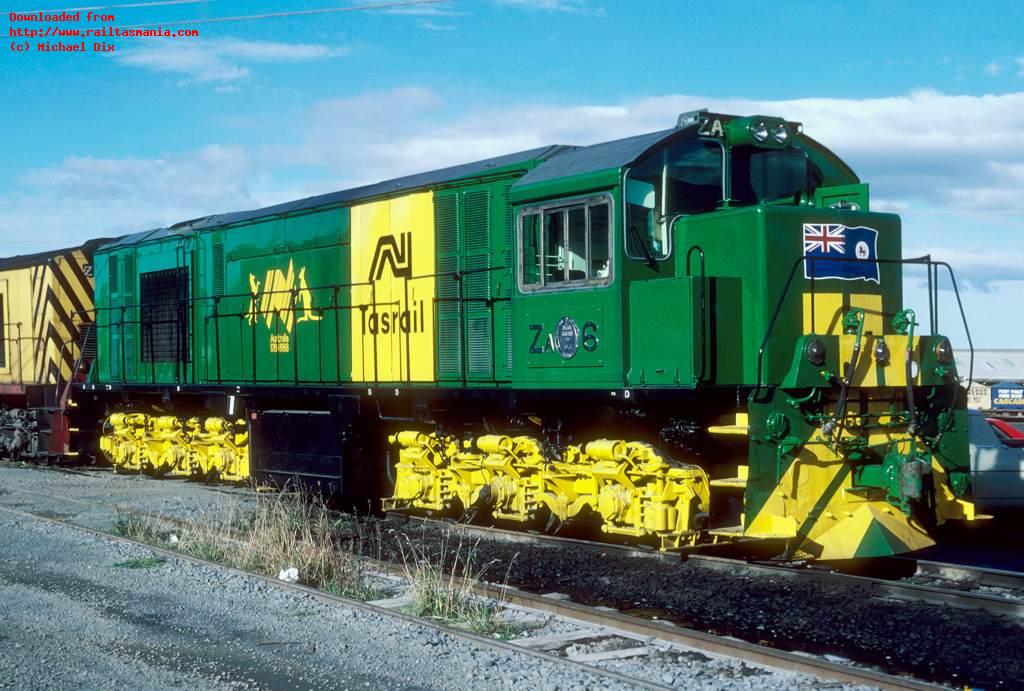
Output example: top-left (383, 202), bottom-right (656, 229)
top-left (361, 230), bottom-right (424, 336)
top-left (349, 192), bottom-right (435, 383)
top-left (369, 231), bottom-right (413, 282)
top-left (246, 259), bottom-right (321, 353)
top-left (802, 223), bottom-right (880, 284)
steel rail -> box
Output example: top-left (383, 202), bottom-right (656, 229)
top-left (394, 514), bottom-right (1024, 619)
top-left (909, 559), bottom-right (1024, 592)
top-left (689, 555), bottom-right (1024, 619)
top-left (475, 582), bottom-right (940, 691)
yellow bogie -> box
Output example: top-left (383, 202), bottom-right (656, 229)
top-left (99, 413), bottom-right (249, 483)
top-left (386, 432), bottom-right (711, 551)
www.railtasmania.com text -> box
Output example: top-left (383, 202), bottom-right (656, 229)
top-left (8, 10), bottom-right (198, 51)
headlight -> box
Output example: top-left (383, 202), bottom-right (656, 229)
top-left (751, 122), bottom-right (769, 143)
top-left (805, 339), bottom-right (826, 366)
top-left (771, 123), bottom-right (788, 144)
top-left (934, 338), bottom-right (953, 364)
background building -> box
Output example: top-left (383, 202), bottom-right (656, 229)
top-left (957, 349), bottom-right (1024, 417)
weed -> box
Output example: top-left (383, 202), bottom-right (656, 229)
top-left (397, 528), bottom-right (515, 636)
top-left (113, 509), bottom-right (166, 543)
top-left (114, 554), bottom-right (166, 569)
top-left (113, 490), bottom-right (380, 601)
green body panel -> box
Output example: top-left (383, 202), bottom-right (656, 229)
top-left (94, 237), bottom-right (194, 385)
top-left (674, 206), bottom-right (903, 386)
top-left (814, 183), bottom-right (869, 210)
top-left (432, 177), bottom-right (518, 385)
top-left (211, 209), bottom-right (350, 385)
top-left (93, 158), bottom-right (548, 389)
top-left (626, 277), bottom-right (699, 387)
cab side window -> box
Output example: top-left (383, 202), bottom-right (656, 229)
top-left (522, 213), bottom-right (541, 287)
top-left (518, 195), bottom-right (613, 292)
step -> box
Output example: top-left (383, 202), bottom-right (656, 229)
top-left (709, 477), bottom-right (747, 489)
top-left (707, 413), bottom-right (749, 437)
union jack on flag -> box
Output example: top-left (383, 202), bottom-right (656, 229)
top-left (801, 222), bottom-right (880, 284)
top-left (803, 223), bottom-right (846, 254)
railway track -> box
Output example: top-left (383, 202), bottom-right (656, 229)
top-left (0, 471), bottom-right (944, 690)
top-left (26, 471), bottom-right (1024, 621)
top-left (390, 514), bottom-right (1024, 620)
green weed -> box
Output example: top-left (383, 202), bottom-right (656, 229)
top-left (113, 554), bottom-right (166, 569)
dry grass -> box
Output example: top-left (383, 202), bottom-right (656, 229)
top-left (396, 528), bottom-right (518, 636)
top-left (114, 491), bottom-right (380, 600)
top-left (114, 494), bottom-right (520, 635)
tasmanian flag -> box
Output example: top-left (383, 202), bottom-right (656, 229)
top-left (802, 223), bottom-right (880, 284)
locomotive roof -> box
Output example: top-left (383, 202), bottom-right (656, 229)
top-left (98, 119), bottom-right (859, 254)
top-left (512, 123), bottom-right (860, 193)
top-left (101, 144), bottom-right (573, 251)
top-left (99, 131), bottom-right (679, 253)
top-left (512, 128), bottom-right (676, 189)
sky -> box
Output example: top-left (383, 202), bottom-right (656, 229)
top-left (1, 0), bottom-right (1022, 348)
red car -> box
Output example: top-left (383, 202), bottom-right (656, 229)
top-left (985, 418), bottom-right (1024, 447)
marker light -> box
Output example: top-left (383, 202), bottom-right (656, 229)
top-left (934, 338), bottom-right (953, 364)
top-left (805, 339), bottom-right (826, 366)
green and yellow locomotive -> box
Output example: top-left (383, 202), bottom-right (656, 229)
top-left (80, 110), bottom-right (978, 560)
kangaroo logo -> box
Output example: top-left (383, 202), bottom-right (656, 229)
top-left (369, 232), bottom-right (413, 281)
top-left (246, 259), bottom-right (321, 333)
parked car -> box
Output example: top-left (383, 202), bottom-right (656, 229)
top-left (970, 410), bottom-right (1024, 508)
top-left (986, 417), bottom-right (1024, 447)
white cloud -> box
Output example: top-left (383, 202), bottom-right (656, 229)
top-left (494, 0), bottom-right (589, 11)
top-left (1018, 57), bottom-right (1024, 77)
top-left (418, 20), bottom-right (457, 30)
top-left (985, 61), bottom-right (1002, 76)
top-left (265, 88), bottom-right (1024, 214)
top-left (0, 146), bottom-right (257, 254)
top-left (116, 37), bottom-right (347, 86)
top-left (382, 5), bottom-right (466, 15)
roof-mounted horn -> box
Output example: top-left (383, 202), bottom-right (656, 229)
top-left (676, 109), bottom-right (708, 129)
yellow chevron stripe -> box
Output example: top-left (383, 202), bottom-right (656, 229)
top-left (54, 259), bottom-right (92, 320)
top-left (0, 250), bottom-right (95, 386)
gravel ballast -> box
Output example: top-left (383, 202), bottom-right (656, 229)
top-left (0, 506), bottom-right (623, 690)
top-left (370, 520), bottom-right (1024, 689)
top-left (0, 465), bottom-right (865, 690)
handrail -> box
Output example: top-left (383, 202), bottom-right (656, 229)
top-left (685, 245), bottom-right (707, 384)
top-left (755, 255), bottom-right (973, 394)
top-left (75, 263), bottom-right (510, 388)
